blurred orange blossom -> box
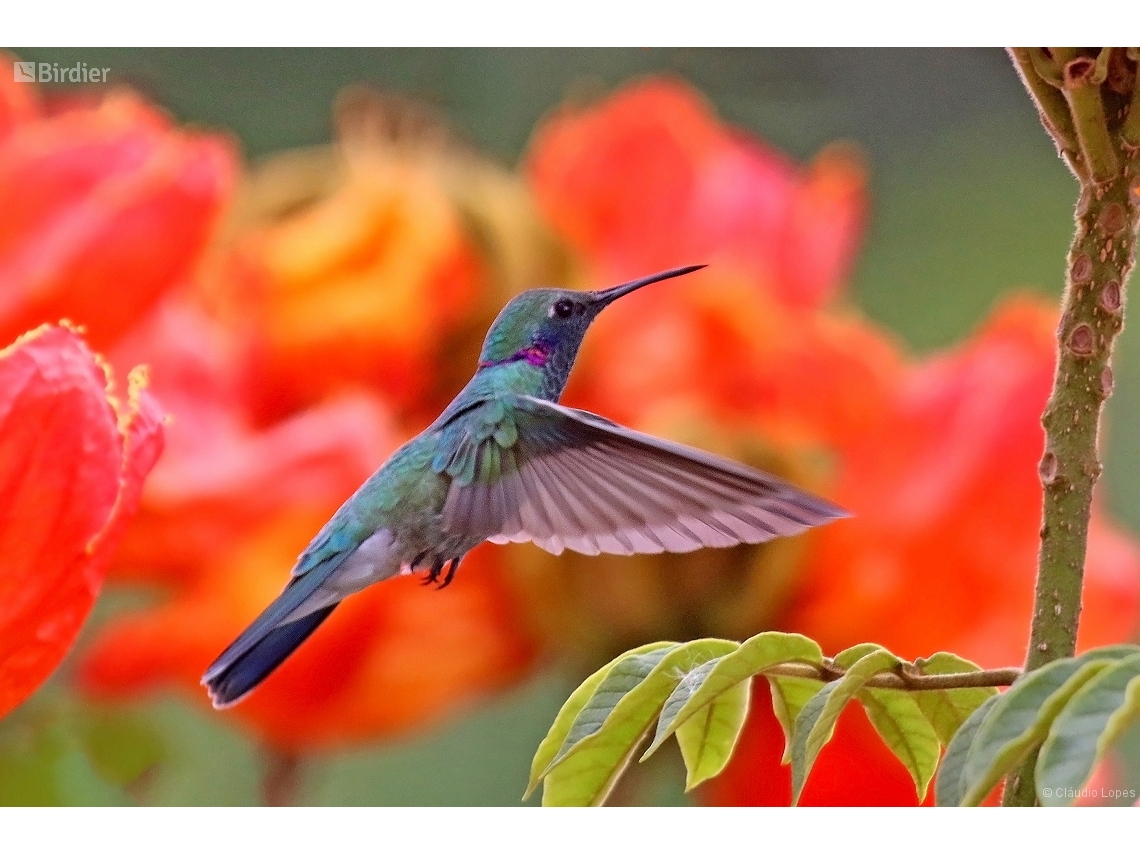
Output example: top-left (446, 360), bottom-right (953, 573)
top-left (0, 62), bottom-right (234, 350)
top-left (203, 87), bottom-right (570, 428)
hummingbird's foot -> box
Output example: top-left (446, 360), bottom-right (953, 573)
top-left (421, 556), bottom-right (462, 588)
top-left (437, 556), bottom-right (462, 589)
top-left (423, 558), bottom-right (444, 586)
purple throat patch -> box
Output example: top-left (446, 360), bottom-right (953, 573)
top-left (480, 344), bottom-right (549, 369)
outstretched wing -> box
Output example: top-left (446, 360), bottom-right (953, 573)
top-left (438, 395), bottom-right (849, 557)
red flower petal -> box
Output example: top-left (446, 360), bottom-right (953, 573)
top-left (214, 156), bottom-right (487, 424)
top-left (526, 79), bottom-right (718, 275)
top-left (0, 324), bottom-right (163, 718)
top-left (0, 92), bottom-right (235, 350)
top-left (525, 78), bottom-right (866, 309)
top-left (702, 679), bottom-right (930, 806)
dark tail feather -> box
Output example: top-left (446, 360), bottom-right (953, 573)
top-left (203, 605), bottom-right (337, 708)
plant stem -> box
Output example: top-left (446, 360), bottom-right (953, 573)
top-left (762, 661), bottom-right (1020, 691)
top-left (1122, 49), bottom-right (1140, 151)
top-left (1059, 50), bottom-right (1119, 184)
top-left (1008, 49), bottom-right (1085, 180)
top-left (1003, 47), bottom-right (1140, 807)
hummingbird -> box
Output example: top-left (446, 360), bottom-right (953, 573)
top-left (202, 265), bottom-right (848, 708)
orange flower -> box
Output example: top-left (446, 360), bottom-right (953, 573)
top-left (0, 325), bottom-right (164, 719)
top-left (202, 83), bottom-right (579, 432)
top-left (215, 152), bottom-right (487, 423)
top-left (526, 77), bottom-right (865, 309)
top-left (0, 68), bottom-right (235, 350)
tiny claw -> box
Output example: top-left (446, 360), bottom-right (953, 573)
top-left (437, 557), bottom-right (461, 589)
top-left (424, 558), bottom-right (445, 585)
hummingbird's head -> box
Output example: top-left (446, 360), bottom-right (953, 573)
top-left (476, 265), bottom-right (706, 378)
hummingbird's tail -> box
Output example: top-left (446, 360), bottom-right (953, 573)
top-left (202, 580), bottom-right (338, 708)
top-left (202, 520), bottom-right (401, 707)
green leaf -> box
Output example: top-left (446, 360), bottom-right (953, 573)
top-left (790, 648), bottom-right (901, 805)
top-left (1036, 651), bottom-right (1140, 805)
top-left (857, 687), bottom-right (941, 801)
top-left (539, 639), bottom-right (738, 806)
top-left (958, 647), bottom-right (1137, 806)
top-left (643, 632), bottom-right (822, 760)
top-left (769, 675), bottom-right (823, 764)
top-left (935, 693), bottom-right (1001, 806)
top-left (546, 647), bottom-right (674, 772)
top-left (911, 652), bottom-right (999, 746)
top-left (642, 658), bottom-right (721, 760)
top-left (675, 678), bottom-right (751, 792)
top-left (833, 643), bottom-right (888, 668)
top-left (524, 641), bottom-right (674, 799)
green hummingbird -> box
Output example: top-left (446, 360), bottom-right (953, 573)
top-left (202, 265), bottom-right (848, 707)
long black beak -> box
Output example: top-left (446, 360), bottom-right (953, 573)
top-left (590, 264), bottom-right (706, 308)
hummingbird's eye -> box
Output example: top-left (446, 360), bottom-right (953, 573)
top-left (553, 299), bottom-right (574, 318)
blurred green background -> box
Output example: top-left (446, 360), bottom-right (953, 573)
top-left (3, 47), bottom-right (1136, 805)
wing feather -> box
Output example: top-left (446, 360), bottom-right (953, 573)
top-left (443, 395), bottom-right (848, 557)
